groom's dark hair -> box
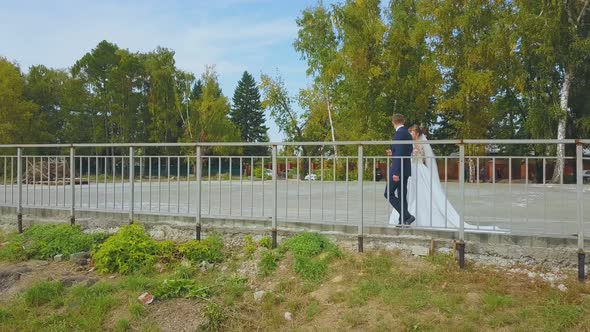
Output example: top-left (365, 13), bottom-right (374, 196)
top-left (392, 113), bottom-right (405, 125)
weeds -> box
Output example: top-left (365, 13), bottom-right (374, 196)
top-left (24, 281), bottom-right (65, 307)
top-left (154, 279), bottom-right (211, 300)
top-left (259, 250), bottom-right (281, 276)
top-left (177, 234), bottom-right (224, 263)
top-left (279, 232), bottom-right (341, 282)
top-left (0, 225), bottom-right (106, 261)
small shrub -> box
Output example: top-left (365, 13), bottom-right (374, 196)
top-left (24, 281), bottom-right (64, 307)
top-left (259, 250), bottom-right (281, 276)
top-left (280, 233), bottom-right (341, 282)
top-left (258, 236), bottom-right (272, 249)
top-left (154, 279), bottom-right (211, 300)
top-left (177, 235), bottom-right (224, 264)
top-left (93, 223), bottom-right (161, 274)
top-left (243, 235), bottom-right (257, 256)
top-left (280, 232), bottom-right (340, 258)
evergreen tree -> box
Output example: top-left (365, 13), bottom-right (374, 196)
top-left (230, 71), bottom-right (269, 155)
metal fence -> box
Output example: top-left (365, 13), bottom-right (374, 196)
top-left (0, 140), bottom-right (588, 255)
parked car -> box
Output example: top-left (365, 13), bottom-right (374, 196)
top-left (584, 170), bottom-right (590, 184)
top-left (264, 169), bottom-right (273, 177)
top-left (304, 173), bottom-right (317, 181)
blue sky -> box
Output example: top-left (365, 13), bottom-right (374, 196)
top-left (0, 0), bottom-right (336, 142)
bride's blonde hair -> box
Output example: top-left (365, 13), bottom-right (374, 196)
top-left (408, 125), bottom-right (423, 137)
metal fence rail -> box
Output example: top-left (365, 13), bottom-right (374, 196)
top-left (0, 139), bottom-right (588, 274)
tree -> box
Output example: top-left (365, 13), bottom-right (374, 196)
top-left (516, 0), bottom-right (590, 182)
top-left (0, 58), bottom-right (38, 144)
top-left (230, 71), bottom-right (269, 156)
top-left (183, 67), bottom-right (240, 155)
top-left (24, 65), bottom-right (69, 143)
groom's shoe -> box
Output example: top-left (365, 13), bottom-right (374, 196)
top-left (403, 215), bottom-right (416, 226)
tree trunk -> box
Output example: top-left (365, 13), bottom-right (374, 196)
top-left (326, 97), bottom-right (337, 165)
top-left (551, 70), bottom-right (573, 184)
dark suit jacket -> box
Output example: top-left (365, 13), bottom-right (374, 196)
top-left (390, 126), bottom-right (412, 177)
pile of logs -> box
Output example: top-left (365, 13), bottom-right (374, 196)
top-left (25, 158), bottom-right (70, 183)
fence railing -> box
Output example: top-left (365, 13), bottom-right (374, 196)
top-left (0, 139), bottom-right (588, 273)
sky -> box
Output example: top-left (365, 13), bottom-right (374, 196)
top-left (0, 0), bottom-right (335, 142)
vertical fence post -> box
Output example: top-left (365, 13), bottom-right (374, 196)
top-left (271, 145), bottom-right (278, 248)
top-left (16, 148), bottom-right (23, 233)
top-left (129, 147), bottom-right (135, 224)
top-left (70, 147), bottom-right (75, 226)
top-left (457, 142), bottom-right (466, 269)
top-left (196, 145), bottom-right (202, 241)
top-left (576, 142), bottom-right (585, 282)
top-left (358, 144), bottom-right (364, 252)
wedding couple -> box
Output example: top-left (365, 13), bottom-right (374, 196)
top-left (385, 114), bottom-right (489, 230)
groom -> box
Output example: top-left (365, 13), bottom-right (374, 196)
top-left (385, 114), bottom-right (415, 226)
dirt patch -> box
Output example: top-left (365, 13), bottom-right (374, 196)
top-left (147, 298), bottom-right (205, 332)
top-left (0, 260), bottom-right (103, 302)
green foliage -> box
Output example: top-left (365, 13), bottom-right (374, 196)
top-left (177, 235), bottom-right (224, 264)
top-left (0, 232), bottom-right (26, 262)
top-left (252, 167), bottom-right (272, 180)
top-left (22, 224), bottom-right (106, 260)
top-left (0, 225), bottom-right (106, 261)
top-left (230, 71), bottom-right (269, 156)
top-left (154, 279), bottom-right (210, 300)
top-left (259, 250), bottom-right (282, 277)
top-left (24, 281), bottom-right (65, 307)
top-left (203, 302), bottom-right (225, 331)
top-left (279, 232), bottom-right (341, 282)
top-left (279, 232), bottom-right (340, 258)
top-left (258, 236), bottom-right (272, 250)
top-left (243, 235), bottom-right (257, 256)
top-left (92, 223), bottom-right (162, 274)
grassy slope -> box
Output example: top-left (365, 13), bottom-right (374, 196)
top-left (0, 231), bottom-right (589, 331)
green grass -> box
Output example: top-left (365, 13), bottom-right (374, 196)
top-left (0, 224), bottom-right (107, 261)
top-left (2, 230), bottom-right (590, 331)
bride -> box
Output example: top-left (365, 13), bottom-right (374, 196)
top-left (388, 125), bottom-right (496, 231)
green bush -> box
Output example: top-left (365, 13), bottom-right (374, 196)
top-left (243, 235), bottom-right (257, 256)
top-left (177, 234), bottom-right (224, 263)
top-left (258, 236), bottom-right (272, 249)
top-left (252, 167), bottom-right (271, 180)
top-left (0, 225), bottom-right (106, 261)
top-left (92, 223), bottom-right (161, 274)
top-left (24, 281), bottom-right (65, 307)
top-left (280, 232), bottom-right (340, 258)
top-left (259, 250), bottom-right (281, 276)
top-left (279, 232), bottom-right (341, 282)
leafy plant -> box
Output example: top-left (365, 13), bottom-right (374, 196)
top-left (258, 236), bottom-right (272, 249)
top-left (279, 232), bottom-right (341, 282)
top-left (244, 235), bottom-right (257, 256)
top-left (92, 223), bottom-right (161, 274)
top-left (259, 250), bottom-right (281, 276)
top-left (177, 235), bottom-right (224, 264)
top-left (154, 279), bottom-right (210, 300)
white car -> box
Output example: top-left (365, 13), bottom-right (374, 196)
top-left (304, 174), bottom-right (317, 181)
top-left (264, 169), bottom-right (273, 177)
top-left (584, 170), bottom-right (590, 183)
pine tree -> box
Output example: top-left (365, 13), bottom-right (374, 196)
top-left (230, 71), bottom-right (269, 155)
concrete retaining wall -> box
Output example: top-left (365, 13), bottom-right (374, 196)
top-left (0, 206), bottom-right (587, 268)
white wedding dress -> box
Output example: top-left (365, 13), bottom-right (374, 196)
top-left (388, 135), bottom-right (497, 231)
